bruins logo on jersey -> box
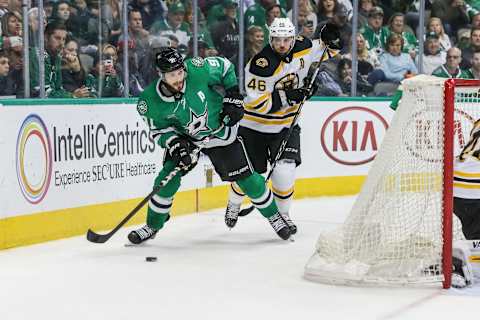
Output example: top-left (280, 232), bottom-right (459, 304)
top-left (137, 100), bottom-right (148, 115)
top-left (255, 57), bottom-right (269, 68)
top-left (274, 73), bottom-right (300, 90)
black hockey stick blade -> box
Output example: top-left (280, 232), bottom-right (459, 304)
top-left (238, 206), bottom-right (255, 216)
top-left (86, 228), bottom-right (112, 243)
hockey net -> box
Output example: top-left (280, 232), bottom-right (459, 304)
top-left (305, 76), bottom-right (480, 288)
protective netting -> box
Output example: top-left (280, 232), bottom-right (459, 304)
top-left (305, 76), bottom-right (480, 286)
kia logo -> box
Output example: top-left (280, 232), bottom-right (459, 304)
top-left (320, 107), bottom-right (388, 165)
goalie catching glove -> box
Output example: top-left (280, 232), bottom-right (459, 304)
top-left (221, 87), bottom-right (244, 126)
top-left (166, 136), bottom-right (196, 167)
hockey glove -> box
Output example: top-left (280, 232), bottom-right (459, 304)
top-left (221, 88), bottom-right (244, 126)
top-left (284, 88), bottom-right (309, 105)
top-left (166, 136), bottom-right (196, 167)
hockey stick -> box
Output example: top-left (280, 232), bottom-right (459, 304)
top-left (86, 126), bottom-right (225, 243)
top-left (238, 45), bottom-right (332, 217)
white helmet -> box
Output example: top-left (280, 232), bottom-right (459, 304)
top-left (269, 18), bottom-right (296, 52)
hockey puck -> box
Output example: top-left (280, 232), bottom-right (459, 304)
top-left (145, 256), bottom-right (157, 262)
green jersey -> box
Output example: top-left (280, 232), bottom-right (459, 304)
top-left (431, 65), bottom-right (472, 79)
top-left (137, 56), bottom-right (238, 149)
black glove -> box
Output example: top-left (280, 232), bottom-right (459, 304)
top-left (284, 88), bottom-right (309, 105)
top-left (303, 76), bottom-right (319, 100)
top-left (166, 136), bottom-right (195, 167)
top-left (221, 88), bottom-right (244, 126)
top-left (319, 22), bottom-right (343, 51)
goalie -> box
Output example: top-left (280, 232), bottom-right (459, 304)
top-left (223, 18), bottom-right (341, 232)
top-left (452, 119), bottom-right (480, 288)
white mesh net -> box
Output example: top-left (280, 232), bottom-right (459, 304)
top-left (305, 76), bottom-right (480, 286)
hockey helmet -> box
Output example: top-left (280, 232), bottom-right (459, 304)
top-left (269, 18), bottom-right (296, 53)
top-left (155, 47), bottom-right (185, 73)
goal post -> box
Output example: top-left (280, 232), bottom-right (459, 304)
top-left (305, 76), bottom-right (480, 288)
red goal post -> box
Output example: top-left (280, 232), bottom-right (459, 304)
top-left (305, 76), bottom-right (480, 288)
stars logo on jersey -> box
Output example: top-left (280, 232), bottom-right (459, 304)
top-left (191, 57), bottom-right (204, 67)
top-left (187, 108), bottom-right (211, 136)
top-left (256, 58), bottom-right (268, 68)
top-left (137, 100), bottom-right (148, 115)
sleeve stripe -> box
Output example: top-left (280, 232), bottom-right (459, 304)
top-left (222, 58), bottom-right (232, 77)
top-left (293, 48), bottom-right (311, 59)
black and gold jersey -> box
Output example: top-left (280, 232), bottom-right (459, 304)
top-left (242, 36), bottom-right (331, 133)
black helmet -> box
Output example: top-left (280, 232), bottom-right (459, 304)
top-left (155, 47), bottom-right (185, 73)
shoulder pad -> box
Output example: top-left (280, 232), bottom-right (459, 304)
top-left (291, 36), bottom-right (313, 53)
top-left (248, 46), bottom-right (281, 77)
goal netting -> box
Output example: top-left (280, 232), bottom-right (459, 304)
top-left (304, 76), bottom-right (480, 288)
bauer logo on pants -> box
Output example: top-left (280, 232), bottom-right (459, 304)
top-left (16, 114), bottom-right (53, 204)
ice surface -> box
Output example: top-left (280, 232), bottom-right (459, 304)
top-left (0, 196), bottom-right (477, 320)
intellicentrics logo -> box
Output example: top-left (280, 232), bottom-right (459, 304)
top-left (16, 114), bottom-right (53, 204)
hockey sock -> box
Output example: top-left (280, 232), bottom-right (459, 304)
top-left (229, 182), bottom-right (245, 205)
top-left (271, 159), bottom-right (296, 214)
top-left (147, 161), bottom-right (182, 230)
top-left (236, 172), bottom-right (278, 218)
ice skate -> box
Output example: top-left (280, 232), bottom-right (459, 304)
top-left (225, 201), bottom-right (241, 228)
top-left (128, 225), bottom-right (158, 245)
top-left (268, 213), bottom-right (291, 240)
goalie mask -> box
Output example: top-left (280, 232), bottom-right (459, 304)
top-left (269, 18), bottom-right (296, 57)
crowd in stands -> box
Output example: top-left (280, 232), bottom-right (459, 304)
top-left (2, 0), bottom-right (480, 98)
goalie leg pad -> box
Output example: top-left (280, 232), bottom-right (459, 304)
top-left (452, 240), bottom-right (475, 288)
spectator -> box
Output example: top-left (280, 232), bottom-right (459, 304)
top-left (416, 32), bottom-right (447, 75)
top-left (0, 50), bottom-right (16, 96)
top-left (358, 0), bottom-right (377, 27)
top-left (343, 33), bottom-right (385, 84)
top-left (431, 0), bottom-right (470, 37)
top-left (186, 35), bottom-right (210, 58)
top-left (85, 0), bottom-right (112, 45)
top-left (230, 25), bottom-right (264, 78)
top-left (1, 11), bottom-right (22, 93)
top-left (244, 0), bottom-right (285, 30)
top-left (117, 43), bottom-right (145, 96)
top-left (102, 0), bottom-right (122, 44)
top-left (466, 50), bottom-right (480, 78)
top-left (317, 0), bottom-right (337, 23)
top-left (471, 12), bottom-right (480, 28)
top-left (387, 13), bottom-right (417, 59)
top-left (50, 1), bottom-right (71, 24)
top-left (1, 11), bottom-right (22, 51)
top-left (129, 0), bottom-right (165, 31)
top-left (427, 17), bottom-right (452, 52)
top-left (61, 37), bottom-right (90, 96)
top-left (461, 27), bottom-right (480, 68)
top-left (316, 58), bottom-right (373, 96)
top-left (68, 0), bottom-right (94, 45)
top-left (0, 0), bottom-right (9, 21)
top-left (30, 21), bottom-right (81, 97)
top-left (118, 9), bottom-right (150, 84)
top-left (261, 4), bottom-right (283, 45)
top-left (288, 0), bottom-right (317, 33)
top-left (361, 6), bottom-right (389, 55)
top-left (211, 0), bottom-right (239, 59)
top-left (432, 47), bottom-right (471, 78)
top-left (183, 3), bottom-right (216, 54)
top-left (85, 52), bottom-right (124, 97)
top-left (297, 6), bottom-right (316, 39)
top-left (379, 33), bottom-right (417, 83)
top-left (28, 8), bottom-right (47, 49)
top-left (150, 1), bottom-right (189, 47)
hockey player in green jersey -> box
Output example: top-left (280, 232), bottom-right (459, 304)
top-left (128, 47), bottom-right (292, 244)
